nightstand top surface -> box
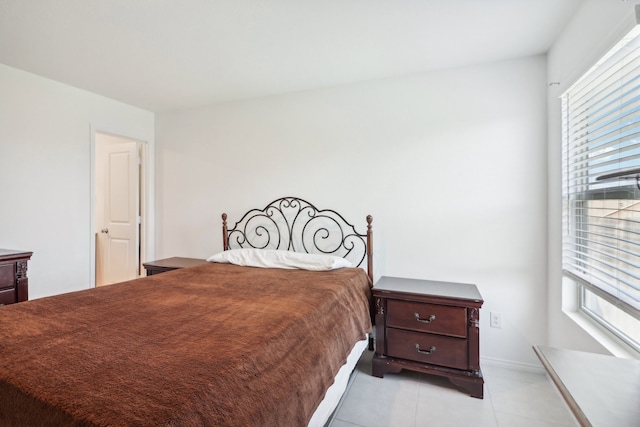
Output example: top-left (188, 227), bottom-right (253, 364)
top-left (374, 276), bottom-right (483, 302)
top-left (142, 257), bottom-right (207, 269)
top-left (0, 249), bottom-right (33, 261)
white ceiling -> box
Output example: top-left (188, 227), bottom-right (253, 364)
top-left (0, 0), bottom-right (583, 112)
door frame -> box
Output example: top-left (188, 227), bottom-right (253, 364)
top-left (90, 125), bottom-right (155, 288)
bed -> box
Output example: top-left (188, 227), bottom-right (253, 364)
top-left (0, 196), bottom-right (374, 426)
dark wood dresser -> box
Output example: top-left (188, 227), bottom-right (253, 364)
top-left (0, 249), bottom-right (32, 306)
top-left (142, 257), bottom-right (208, 276)
top-left (372, 276), bottom-right (484, 398)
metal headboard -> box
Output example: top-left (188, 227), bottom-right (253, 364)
top-left (222, 196), bottom-right (373, 282)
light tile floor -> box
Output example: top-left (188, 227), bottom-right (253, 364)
top-left (328, 350), bottom-right (577, 427)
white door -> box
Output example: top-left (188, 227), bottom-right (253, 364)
top-left (96, 135), bottom-right (139, 286)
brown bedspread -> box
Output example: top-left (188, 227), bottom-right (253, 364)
top-left (0, 263), bottom-right (372, 426)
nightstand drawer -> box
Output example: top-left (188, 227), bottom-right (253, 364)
top-left (387, 299), bottom-right (467, 338)
top-left (386, 328), bottom-right (468, 370)
top-left (0, 263), bottom-right (15, 290)
top-left (0, 287), bottom-right (16, 306)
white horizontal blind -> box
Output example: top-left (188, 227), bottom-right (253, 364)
top-left (562, 26), bottom-right (640, 316)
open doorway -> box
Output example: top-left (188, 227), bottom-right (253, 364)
top-left (94, 132), bottom-right (147, 286)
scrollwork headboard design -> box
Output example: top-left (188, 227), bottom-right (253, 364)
top-left (222, 196), bottom-right (373, 282)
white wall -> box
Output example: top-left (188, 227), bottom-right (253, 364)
top-left (156, 55), bottom-right (548, 366)
top-left (0, 63), bottom-right (154, 299)
top-left (547, 1), bottom-right (639, 355)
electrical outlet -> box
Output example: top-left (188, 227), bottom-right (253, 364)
top-left (490, 312), bottom-right (503, 328)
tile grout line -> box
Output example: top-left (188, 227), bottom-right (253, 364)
top-left (328, 354), bottom-right (365, 426)
top-left (481, 368), bottom-right (502, 427)
top-left (412, 377), bottom-right (421, 427)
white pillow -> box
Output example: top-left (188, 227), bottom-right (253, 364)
top-left (206, 248), bottom-right (353, 271)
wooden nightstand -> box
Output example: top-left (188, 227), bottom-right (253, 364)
top-left (372, 276), bottom-right (484, 398)
top-left (0, 249), bottom-right (32, 306)
top-left (142, 257), bottom-right (208, 276)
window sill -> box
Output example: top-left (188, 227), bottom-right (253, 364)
top-left (562, 308), bottom-right (640, 360)
top-left (533, 345), bottom-right (640, 427)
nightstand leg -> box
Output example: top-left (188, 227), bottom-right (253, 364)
top-left (371, 355), bottom-right (403, 378)
top-left (449, 376), bottom-right (484, 399)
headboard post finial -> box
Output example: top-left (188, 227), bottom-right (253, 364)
top-left (222, 213), bottom-right (229, 251)
top-left (366, 215), bottom-right (373, 283)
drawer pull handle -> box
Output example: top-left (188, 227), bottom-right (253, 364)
top-left (414, 313), bottom-right (436, 323)
top-left (415, 344), bottom-right (436, 355)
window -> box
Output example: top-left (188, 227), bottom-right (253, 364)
top-left (562, 26), bottom-right (640, 352)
